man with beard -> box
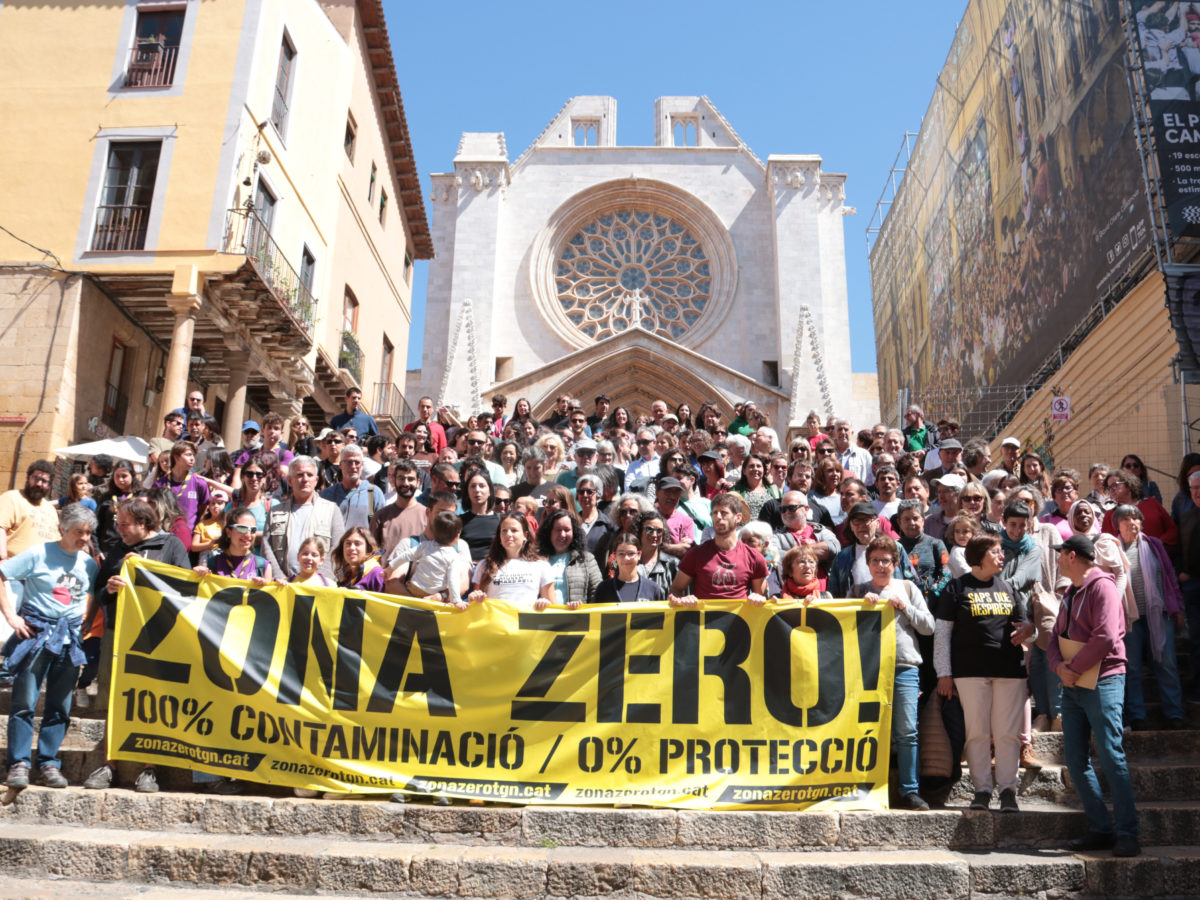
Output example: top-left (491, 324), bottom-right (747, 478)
top-left (0, 461), bottom-right (61, 562)
top-left (669, 492), bottom-right (768, 605)
top-left (0, 460), bottom-right (62, 683)
top-left (372, 460), bottom-right (428, 557)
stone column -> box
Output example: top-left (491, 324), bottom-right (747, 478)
top-left (160, 294), bottom-right (201, 422)
top-left (222, 351), bottom-right (252, 446)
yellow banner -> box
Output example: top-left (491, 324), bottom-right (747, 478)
top-left (109, 558), bottom-right (896, 810)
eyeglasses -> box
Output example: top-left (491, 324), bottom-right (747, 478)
top-left (577, 488), bottom-right (597, 496)
top-left (867, 557), bottom-right (893, 567)
top-left (243, 471), bottom-right (264, 480)
top-left (229, 524), bottom-right (257, 535)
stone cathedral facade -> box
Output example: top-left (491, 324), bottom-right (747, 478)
top-left (410, 96), bottom-right (878, 427)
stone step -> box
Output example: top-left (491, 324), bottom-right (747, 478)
top-left (6, 734), bottom-right (1200, 802)
top-left (4, 820), bottom-right (1199, 898)
top-left (4, 787), bottom-right (1200, 852)
top-left (0, 877), bottom-right (370, 899)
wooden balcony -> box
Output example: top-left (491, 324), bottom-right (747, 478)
top-left (125, 42), bottom-right (179, 88)
top-left (222, 207), bottom-right (316, 338)
top-left (91, 205), bottom-right (148, 252)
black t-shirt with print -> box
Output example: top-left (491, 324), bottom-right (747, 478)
top-left (938, 573), bottom-right (1027, 679)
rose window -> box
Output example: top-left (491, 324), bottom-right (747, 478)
top-left (554, 211), bottom-right (711, 341)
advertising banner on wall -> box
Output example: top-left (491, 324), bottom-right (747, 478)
top-left (1130, 0), bottom-right (1200, 237)
top-left (869, 0), bottom-right (1152, 404)
top-left (108, 560), bottom-right (896, 811)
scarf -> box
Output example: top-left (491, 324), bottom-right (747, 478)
top-left (1066, 499), bottom-right (1100, 537)
top-left (783, 577), bottom-right (826, 599)
top-left (1002, 532), bottom-right (1035, 557)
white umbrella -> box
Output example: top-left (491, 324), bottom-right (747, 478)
top-left (52, 435), bottom-right (150, 464)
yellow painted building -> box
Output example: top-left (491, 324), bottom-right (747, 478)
top-left (0, 0), bottom-right (431, 485)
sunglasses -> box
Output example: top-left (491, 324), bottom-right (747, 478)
top-left (243, 471), bottom-right (264, 480)
top-left (781, 504), bottom-right (807, 513)
top-left (467, 439), bottom-right (487, 446)
top-left (229, 524), bottom-right (257, 535)
top-left (637, 439), bottom-right (653, 446)
top-left (618, 508), bottom-right (638, 516)
top-left (443, 480), bottom-right (461, 488)
top-left (494, 498), bottom-right (512, 506)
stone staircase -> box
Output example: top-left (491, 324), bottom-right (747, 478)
top-left (2, 687), bottom-right (1200, 897)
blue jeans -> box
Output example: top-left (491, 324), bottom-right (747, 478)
top-left (1061, 674), bottom-right (1138, 838)
top-left (1028, 643), bottom-right (1062, 720)
top-left (893, 665), bottom-right (920, 796)
top-left (6, 646), bottom-right (78, 770)
top-left (1124, 614), bottom-right (1184, 722)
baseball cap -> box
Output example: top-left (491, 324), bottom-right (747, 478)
top-left (1001, 437), bottom-right (1021, 448)
top-left (1060, 534), bottom-right (1096, 561)
top-left (242, 420), bottom-right (261, 433)
top-left (657, 477), bottom-right (684, 491)
top-left (849, 502), bottom-right (877, 520)
top-left (934, 473), bottom-right (967, 491)
top-left (573, 439), bottom-right (597, 453)
top-left (699, 450), bottom-right (723, 463)
top-left (316, 427), bottom-right (336, 442)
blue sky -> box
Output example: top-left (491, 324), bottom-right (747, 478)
top-left (387, 0), bottom-right (966, 375)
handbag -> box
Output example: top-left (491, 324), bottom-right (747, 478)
top-left (918, 691), bottom-right (953, 778)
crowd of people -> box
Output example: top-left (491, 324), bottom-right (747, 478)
top-left (3, 387), bottom-right (1194, 854)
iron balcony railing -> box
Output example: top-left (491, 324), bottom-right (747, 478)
top-left (91, 205), bottom-right (148, 252)
top-left (124, 41), bottom-right (180, 88)
top-left (101, 381), bottom-right (129, 433)
top-left (373, 381), bottom-right (417, 429)
top-left (339, 332), bottom-right (364, 385)
top-left (223, 207), bottom-right (316, 335)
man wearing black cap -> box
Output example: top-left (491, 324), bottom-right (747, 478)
top-left (1050, 534), bottom-right (1140, 857)
top-left (829, 502), bottom-right (919, 597)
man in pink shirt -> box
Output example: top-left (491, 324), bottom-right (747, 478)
top-left (1050, 535), bottom-right (1139, 858)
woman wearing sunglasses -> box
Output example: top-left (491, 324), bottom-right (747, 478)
top-left (193, 507), bottom-right (271, 583)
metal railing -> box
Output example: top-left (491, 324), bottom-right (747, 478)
top-left (101, 382), bottom-right (129, 433)
top-left (223, 207), bottom-right (315, 335)
top-left (339, 332), bottom-right (363, 384)
top-left (373, 381), bottom-right (417, 429)
top-left (124, 42), bottom-right (179, 88)
top-left (91, 205), bottom-right (148, 252)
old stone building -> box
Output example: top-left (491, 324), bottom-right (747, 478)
top-left (0, 0), bottom-right (429, 485)
top-left (410, 96), bottom-right (877, 427)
